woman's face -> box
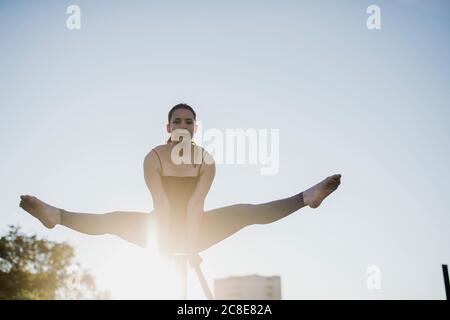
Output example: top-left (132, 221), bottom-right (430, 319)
top-left (167, 108), bottom-right (197, 141)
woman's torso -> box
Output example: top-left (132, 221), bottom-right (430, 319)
top-left (152, 143), bottom-right (204, 251)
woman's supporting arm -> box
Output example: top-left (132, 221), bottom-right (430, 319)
top-left (186, 150), bottom-right (216, 253)
top-left (143, 149), bottom-right (172, 256)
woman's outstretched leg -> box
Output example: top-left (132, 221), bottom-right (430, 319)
top-left (59, 209), bottom-right (153, 247)
top-left (19, 195), bottom-right (153, 247)
top-left (196, 174), bottom-right (342, 252)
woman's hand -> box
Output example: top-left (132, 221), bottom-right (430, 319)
top-left (188, 253), bottom-right (203, 268)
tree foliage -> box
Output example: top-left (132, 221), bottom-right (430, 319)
top-left (0, 225), bottom-right (110, 300)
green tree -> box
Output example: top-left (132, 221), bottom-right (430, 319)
top-left (0, 225), bottom-right (110, 300)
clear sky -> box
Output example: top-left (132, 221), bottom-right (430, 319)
top-left (1, 0), bottom-right (449, 299)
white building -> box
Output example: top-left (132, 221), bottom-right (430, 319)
top-left (214, 274), bottom-right (281, 300)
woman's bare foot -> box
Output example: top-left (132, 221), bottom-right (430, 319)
top-left (19, 195), bottom-right (61, 228)
top-left (303, 174), bottom-right (342, 209)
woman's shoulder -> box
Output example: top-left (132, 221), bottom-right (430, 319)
top-left (153, 143), bottom-right (168, 151)
top-left (151, 144), bottom-right (172, 157)
top-left (144, 144), bottom-right (166, 164)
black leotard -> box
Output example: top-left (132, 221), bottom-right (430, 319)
top-left (153, 148), bottom-right (202, 253)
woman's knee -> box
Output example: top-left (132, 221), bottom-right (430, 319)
top-left (101, 211), bottom-right (125, 234)
top-left (238, 203), bottom-right (274, 225)
top-left (236, 203), bottom-right (256, 212)
top-left (235, 203), bottom-right (267, 224)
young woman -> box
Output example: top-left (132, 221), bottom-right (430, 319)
top-left (19, 103), bottom-right (342, 259)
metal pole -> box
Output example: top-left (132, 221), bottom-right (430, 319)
top-left (173, 253), bottom-right (214, 300)
top-left (193, 264), bottom-right (214, 300)
top-left (174, 256), bottom-right (188, 300)
top-left (443, 264), bottom-right (449, 300)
